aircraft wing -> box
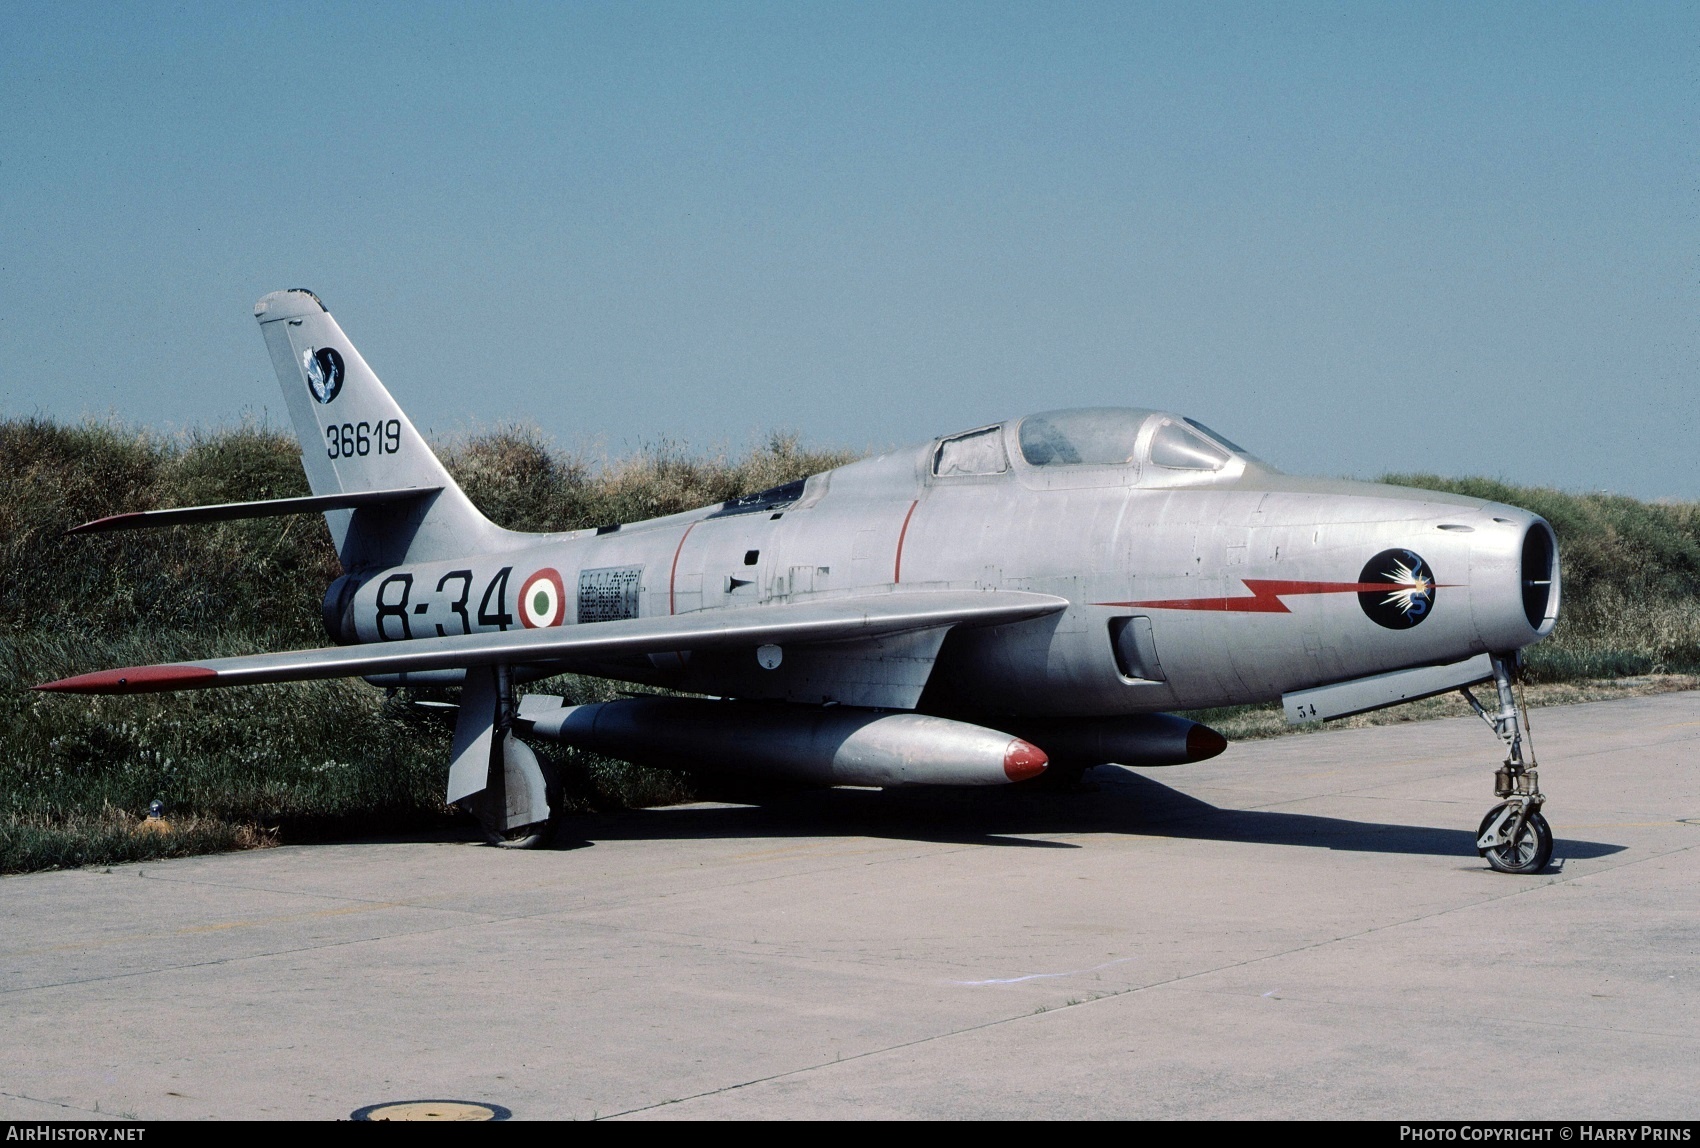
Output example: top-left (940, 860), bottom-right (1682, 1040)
top-left (35, 590), bottom-right (1067, 695)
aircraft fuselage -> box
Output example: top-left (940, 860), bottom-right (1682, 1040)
top-left (332, 421), bottom-right (1558, 718)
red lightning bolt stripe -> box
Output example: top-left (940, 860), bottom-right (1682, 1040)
top-left (1094, 578), bottom-right (1449, 614)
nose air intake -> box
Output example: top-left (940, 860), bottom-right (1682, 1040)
top-left (1520, 522), bottom-right (1559, 633)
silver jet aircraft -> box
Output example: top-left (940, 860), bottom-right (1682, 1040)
top-left (42, 290), bottom-right (1563, 873)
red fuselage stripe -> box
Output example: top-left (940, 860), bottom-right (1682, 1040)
top-left (668, 521), bottom-right (698, 616)
top-left (1096, 578), bottom-right (1448, 614)
top-left (894, 500), bottom-right (920, 584)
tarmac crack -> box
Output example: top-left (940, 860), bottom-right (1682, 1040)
top-left (598, 833), bottom-right (1700, 1119)
top-left (0, 1088), bottom-right (109, 1117)
top-left (108, 838), bottom-right (970, 927)
top-left (0, 905), bottom-right (632, 997)
top-left (1168, 985), bottom-right (1700, 1044)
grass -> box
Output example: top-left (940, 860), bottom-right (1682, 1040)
top-left (1380, 473), bottom-right (1700, 683)
top-left (2, 807), bottom-right (274, 872)
top-left (1, 418), bottom-right (845, 873)
top-left (3, 420), bottom-right (1698, 872)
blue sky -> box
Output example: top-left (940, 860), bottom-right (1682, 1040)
top-left (3, 2), bottom-right (1694, 495)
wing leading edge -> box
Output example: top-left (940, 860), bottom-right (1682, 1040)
top-left (35, 590), bottom-right (1068, 695)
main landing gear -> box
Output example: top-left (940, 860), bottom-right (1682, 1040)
top-left (1461, 654), bottom-right (1552, 874)
top-left (451, 664), bottom-right (560, 849)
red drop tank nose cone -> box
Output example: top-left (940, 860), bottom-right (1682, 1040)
top-left (1185, 723), bottom-right (1228, 761)
top-left (1003, 738), bottom-right (1049, 782)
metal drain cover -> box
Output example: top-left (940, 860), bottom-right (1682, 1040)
top-left (351, 1100), bottom-right (511, 1121)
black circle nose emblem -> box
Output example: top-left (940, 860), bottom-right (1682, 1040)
top-left (1358, 548), bottom-right (1436, 630)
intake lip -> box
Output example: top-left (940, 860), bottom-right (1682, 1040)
top-left (1520, 520), bottom-right (1560, 636)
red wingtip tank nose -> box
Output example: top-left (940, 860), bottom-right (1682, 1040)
top-left (1002, 738), bottom-right (1049, 782)
top-left (1185, 723), bottom-right (1229, 762)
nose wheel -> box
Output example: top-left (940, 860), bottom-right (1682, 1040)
top-left (1462, 655), bottom-right (1551, 874)
top-left (1476, 802), bottom-right (1552, 873)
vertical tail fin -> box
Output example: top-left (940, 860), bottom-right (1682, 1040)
top-left (254, 289), bottom-right (515, 568)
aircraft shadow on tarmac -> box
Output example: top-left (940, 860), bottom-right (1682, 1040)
top-left (559, 767), bottom-right (1627, 862)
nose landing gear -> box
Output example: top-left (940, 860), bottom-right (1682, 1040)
top-left (1461, 654), bottom-right (1552, 874)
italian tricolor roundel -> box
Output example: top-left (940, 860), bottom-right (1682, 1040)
top-left (518, 568), bottom-right (566, 628)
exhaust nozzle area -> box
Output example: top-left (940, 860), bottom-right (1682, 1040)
top-left (996, 712), bottom-right (1227, 768)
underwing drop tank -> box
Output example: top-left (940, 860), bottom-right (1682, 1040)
top-left (1000, 713), bottom-right (1228, 768)
top-left (518, 695), bottom-right (1048, 787)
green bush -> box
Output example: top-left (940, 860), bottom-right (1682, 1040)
top-left (3, 419), bottom-right (1694, 873)
top-left (1, 418), bottom-right (849, 872)
top-left (1381, 474), bottom-right (1700, 681)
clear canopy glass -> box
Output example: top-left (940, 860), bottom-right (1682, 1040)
top-left (1149, 421), bottom-right (1231, 471)
top-left (1017, 408), bottom-right (1158, 467)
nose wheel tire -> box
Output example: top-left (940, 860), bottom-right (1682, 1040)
top-left (1477, 805), bottom-right (1553, 874)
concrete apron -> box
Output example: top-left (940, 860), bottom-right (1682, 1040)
top-left (2, 691), bottom-right (1697, 1119)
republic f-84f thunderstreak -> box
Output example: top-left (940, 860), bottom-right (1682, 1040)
top-left (42, 290), bottom-right (1563, 872)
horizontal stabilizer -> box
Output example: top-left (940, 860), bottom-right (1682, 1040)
top-left (67, 488), bottom-right (443, 535)
top-left (35, 590), bottom-right (1068, 695)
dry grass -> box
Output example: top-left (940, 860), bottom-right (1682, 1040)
top-left (8, 421), bottom-right (1700, 873)
top-left (1384, 473), bottom-right (1700, 682)
top-left (0, 418), bottom-right (839, 873)
top-left (0, 803), bottom-right (278, 873)
top-left (440, 427), bottom-right (858, 534)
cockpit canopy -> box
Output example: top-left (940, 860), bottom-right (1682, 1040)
top-left (1018, 408), bottom-right (1151, 467)
top-left (932, 407), bottom-right (1252, 480)
top-left (1020, 407), bottom-right (1243, 471)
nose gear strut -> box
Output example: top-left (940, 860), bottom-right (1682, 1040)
top-left (1460, 654), bottom-right (1552, 873)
